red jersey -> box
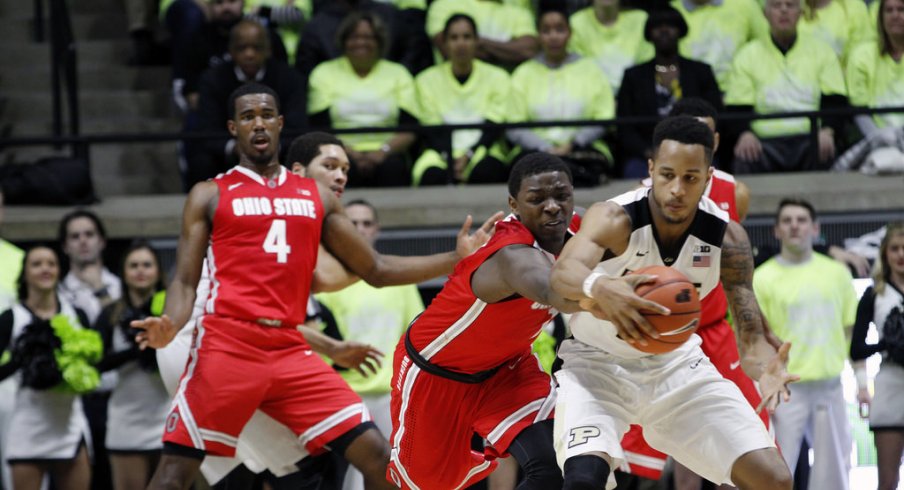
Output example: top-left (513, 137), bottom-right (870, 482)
top-left (407, 217), bottom-right (556, 373)
top-left (205, 166), bottom-right (323, 326)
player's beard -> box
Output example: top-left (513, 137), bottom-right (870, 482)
top-left (651, 192), bottom-right (689, 225)
top-left (250, 148), bottom-right (275, 167)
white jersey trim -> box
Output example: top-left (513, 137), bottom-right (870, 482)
top-left (298, 403), bottom-right (368, 448)
top-left (419, 299), bottom-right (488, 361)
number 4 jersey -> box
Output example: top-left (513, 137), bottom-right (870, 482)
top-left (206, 165), bottom-right (324, 326)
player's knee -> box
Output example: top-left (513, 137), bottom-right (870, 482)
top-left (562, 455), bottom-right (610, 490)
top-left (344, 426), bottom-right (391, 477)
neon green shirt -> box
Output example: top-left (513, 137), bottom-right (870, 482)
top-left (846, 41), bottom-right (904, 128)
top-left (725, 35), bottom-right (846, 137)
top-left (567, 8), bottom-right (653, 94)
top-left (426, 0), bottom-right (536, 41)
top-left (416, 60), bottom-right (511, 156)
top-left (753, 253), bottom-right (857, 381)
top-left (798, 0), bottom-right (875, 65)
top-left (672, 0), bottom-right (769, 90)
top-left (307, 57), bottom-right (418, 151)
top-left (316, 283), bottom-right (423, 395)
top-left (510, 56), bottom-right (614, 153)
top-left (0, 239), bottom-right (24, 312)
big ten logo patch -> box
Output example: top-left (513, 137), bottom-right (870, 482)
top-left (166, 412), bottom-right (180, 433)
top-left (568, 426), bottom-right (601, 448)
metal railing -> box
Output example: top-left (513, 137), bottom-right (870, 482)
top-left (31, 0), bottom-right (82, 160)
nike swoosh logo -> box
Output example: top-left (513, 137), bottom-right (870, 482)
top-left (228, 183), bottom-right (243, 191)
top-left (730, 360), bottom-right (741, 370)
top-left (635, 251), bottom-right (648, 257)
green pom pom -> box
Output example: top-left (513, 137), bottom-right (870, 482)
top-left (49, 314), bottom-right (103, 392)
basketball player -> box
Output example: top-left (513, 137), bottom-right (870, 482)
top-left (549, 116), bottom-right (798, 490)
top-left (624, 98), bottom-right (773, 488)
top-left (133, 83), bottom-right (495, 490)
top-left (387, 154), bottom-right (666, 490)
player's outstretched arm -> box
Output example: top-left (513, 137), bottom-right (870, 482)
top-left (133, 181), bottom-right (216, 349)
top-left (297, 324), bottom-right (383, 377)
top-left (317, 182), bottom-right (502, 287)
top-left (720, 221), bottom-right (799, 412)
top-left (471, 244), bottom-right (581, 313)
top-left (312, 244), bottom-right (360, 293)
top-left (550, 202), bottom-right (668, 346)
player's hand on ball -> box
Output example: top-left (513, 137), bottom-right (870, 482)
top-left (589, 274), bottom-right (670, 346)
top-left (131, 315), bottom-right (177, 350)
top-left (456, 212), bottom-right (504, 259)
top-left (331, 341), bottom-right (383, 378)
top-left (755, 342), bottom-right (800, 414)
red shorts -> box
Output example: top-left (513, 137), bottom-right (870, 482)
top-left (619, 321), bottom-right (769, 479)
top-left (387, 342), bottom-right (556, 489)
top-left (164, 315), bottom-right (368, 457)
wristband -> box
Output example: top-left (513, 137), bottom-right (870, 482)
top-left (854, 365), bottom-right (868, 391)
top-left (582, 271), bottom-right (607, 299)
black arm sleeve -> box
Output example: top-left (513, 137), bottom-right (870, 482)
top-left (850, 287), bottom-right (884, 361)
top-left (0, 310), bottom-right (17, 381)
top-left (0, 309), bottom-right (12, 354)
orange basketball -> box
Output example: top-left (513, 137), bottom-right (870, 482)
top-left (630, 265), bottom-right (701, 354)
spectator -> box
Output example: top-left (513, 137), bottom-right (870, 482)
top-left (307, 11), bottom-right (419, 187)
top-left (412, 14), bottom-right (513, 186)
top-left (617, 7), bottom-right (722, 178)
top-left (245, 0), bottom-right (311, 64)
top-left (0, 189), bottom-right (23, 489)
top-left (57, 209), bottom-right (121, 490)
top-left (187, 19), bottom-right (307, 187)
top-left (426, 0), bottom-right (539, 69)
top-left (846, 0), bottom-right (904, 137)
top-left (170, 0), bottom-right (288, 114)
top-left (798, 0), bottom-right (874, 65)
top-left (753, 198), bottom-right (857, 490)
top-left (57, 210), bottom-right (122, 325)
top-left (0, 191), bottom-right (23, 312)
top-left (672, 0), bottom-right (769, 91)
top-left (94, 242), bottom-right (170, 490)
top-left (725, 0), bottom-right (848, 174)
top-left (0, 246), bottom-right (93, 490)
top-left (850, 222), bottom-right (904, 490)
top-left (123, 0), bottom-right (170, 65)
top-left (295, 1), bottom-right (432, 79)
top-left (567, 0), bottom-right (653, 95)
top-left (316, 200), bottom-right (424, 490)
top-left (508, 8), bottom-right (615, 187)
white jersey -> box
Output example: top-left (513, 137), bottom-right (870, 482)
top-left (570, 187), bottom-right (729, 358)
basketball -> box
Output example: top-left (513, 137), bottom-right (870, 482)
top-left (630, 265), bottom-right (701, 354)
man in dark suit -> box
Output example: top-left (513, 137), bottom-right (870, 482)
top-left (616, 7), bottom-right (722, 178)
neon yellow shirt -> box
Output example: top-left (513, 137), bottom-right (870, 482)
top-left (416, 60), bottom-right (511, 155)
top-left (426, 0), bottom-right (536, 41)
top-left (316, 283), bottom-right (423, 395)
top-left (725, 35), bottom-right (846, 137)
top-left (846, 41), bottom-right (904, 129)
top-left (671, 0), bottom-right (769, 90)
top-left (753, 254), bottom-right (857, 381)
top-left (510, 56), bottom-right (614, 158)
top-left (567, 8), bottom-right (653, 94)
top-left (0, 239), bottom-right (24, 312)
top-left (798, 0), bottom-right (875, 65)
top-left (307, 57), bottom-right (418, 151)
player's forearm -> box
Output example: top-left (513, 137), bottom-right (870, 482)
top-left (162, 280), bottom-right (197, 331)
top-left (550, 259), bottom-right (595, 301)
top-left (364, 251), bottom-right (458, 287)
top-left (297, 324), bottom-right (340, 358)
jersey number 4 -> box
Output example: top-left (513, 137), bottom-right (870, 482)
top-left (263, 219), bottom-right (292, 263)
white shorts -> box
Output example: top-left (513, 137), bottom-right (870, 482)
top-left (554, 338), bottom-right (774, 488)
top-left (870, 360), bottom-right (904, 430)
top-left (157, 320), bottom-right (309, 483)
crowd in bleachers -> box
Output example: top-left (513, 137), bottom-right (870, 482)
top-left (121, 0), bottom-right (904, 190)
